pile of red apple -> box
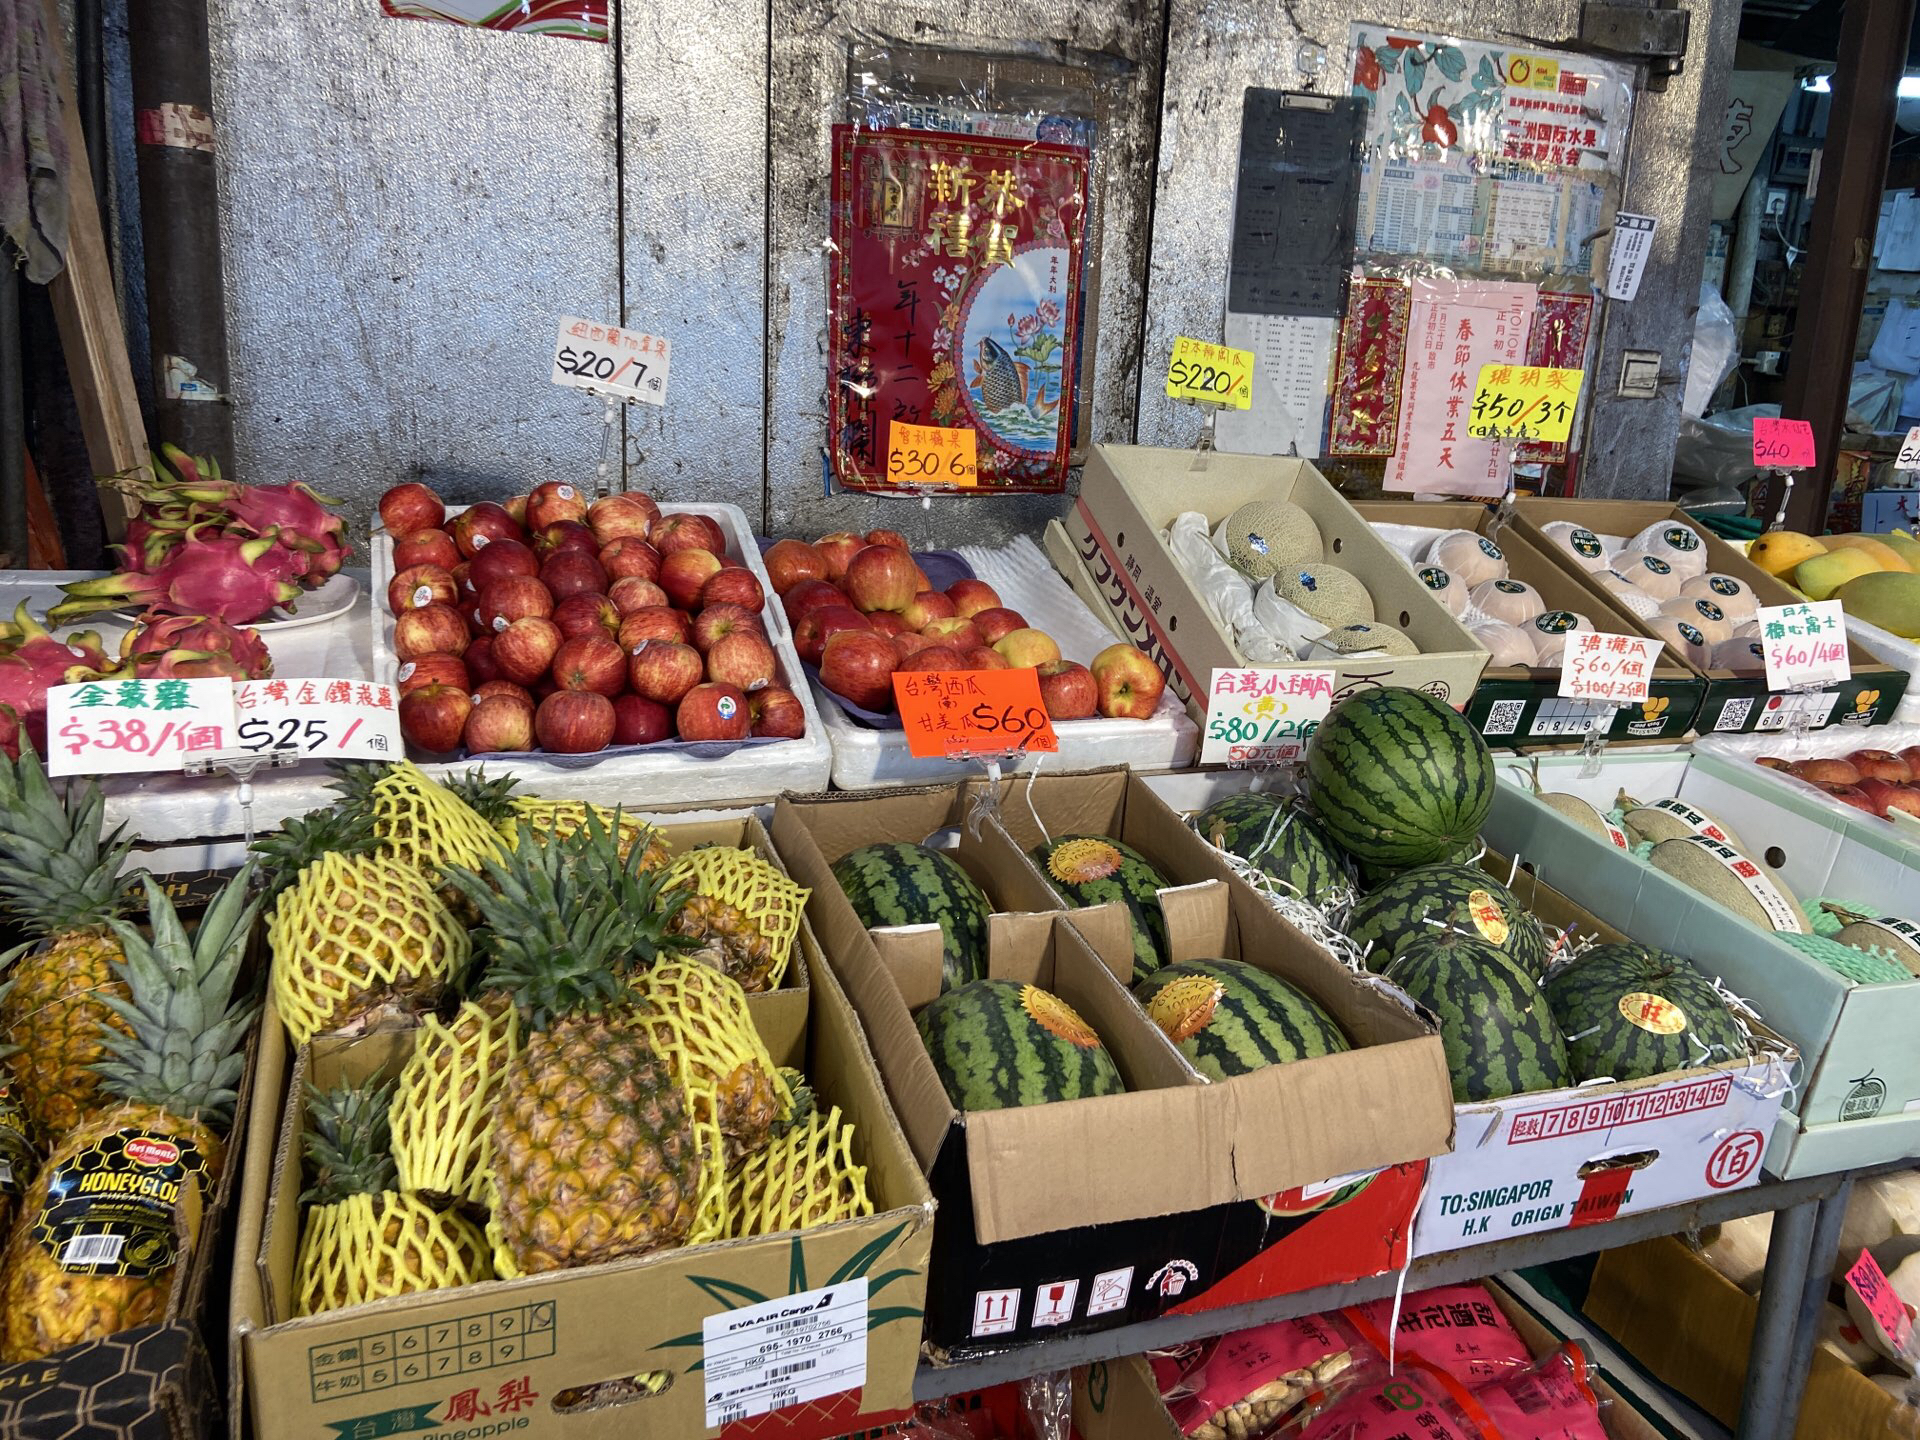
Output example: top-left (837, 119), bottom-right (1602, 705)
top-left (764, 530), bottom-right (1167, 722)
top-left (1757, 746), bottom-right (1920, 819)
top-left (379, 481), bottom-right (805, 756)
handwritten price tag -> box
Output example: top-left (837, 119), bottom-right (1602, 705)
top-left (48, 678), bottom-right (237, 777)
top-left (892, 669), bottom-right (1059, 759)
top-left (1166, 337), bottom-right (1254, 410)
top-left (551, 315), bottom-right (669, 407)
top-left (1466, 365), bottom-right (1585, 443)
top-left (886, 422), bottom-right (977, 487)
top-left (1756, 600), bottom-right (1850, 690)
top-left (1560, 632), bottom-right (1661, 705)
top-left (233, 679), bottom-right (404, 761)
top-left (1200, 667), bottom-right (1335, 768)
top-left (1897, 426), bottom-right (1920, 472)
top-left (1752, 417), bottom-right (1815, 469)
top-left (1847, 1250), bottom-right (1914, 1353)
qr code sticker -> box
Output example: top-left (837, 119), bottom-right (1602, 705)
top-left (1714, 698), bottom-right (1754, 731)
top-left (1483, 700), bottom-right (1525, 736)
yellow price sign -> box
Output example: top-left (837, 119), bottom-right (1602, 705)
top-left (1165, 337), bottom-right (1254, 411)
top-left (886, 422), bottom-right (977, 487)
top-left (1466, 365), bottom-right (1585, 444)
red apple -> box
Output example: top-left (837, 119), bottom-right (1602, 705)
top-left (527, 480), bottom-right (590, 531)
top-left (464, 695), bottom-right (535, 754)
top-left (618, 606), bottom-right (691, 650)
top-left (912, 564), bottom-right (932, 592)
top-left (628, 640), bottom-right (705, 705)
top-left (707, 630), bottom-right (777, 692)
top-left (652, 513), bottom-right (727, 556)
top-left (504, 493), bottom-right (529, 526)
top-left (677, 682), bottom-right (752, 741)
top-left (452, 561), bottom-right (476, 603)
top-left (474, 680), bottom-right (535, 711)
top-left (1090, 642), bottom-right (1166, 719)
top-left (394, 604), bottom-right (470, 660)
top-left (610, 576), bottom-right (671, 615)
top-left (552, 633), bottom-right (628, 697)
top-left (534, 520), bottom-right (599, 561)
top-left (992, 628), bottom-right (1061, 669)
top-left (763, 540), bottom-right (828, 595)
top-left (796, 606), bottom-right (871, 665)
top-left (819, 631), bottom-right (899, 710)
top-left (599, 537), bottom-right (661, 582)
top-left (920, 617), bottom-right (983, 651)
top-left (389, 564), bottom-right (457, 616)
top-left (1848, 748), bottom-right (1914, 784)
top-left (844, 545), bottom-right (919, 614)
top-left (590, 491), bottom-right (660, 545)
top-left (971, 607), bottom-right (1029, 645)
top-left (1756, 756), bottom-right (1793, 771)
top-left (865, 529), bottom-right (910, 551)
top-left (380, 482), bottom-right (446, 535)
top-left (476, 575), bottom-right (554, 632)
top-left (1889, 785), bottom-right (1920, 819)
top-left (541, 549), bottom-right (610, 601)
top-left (748, 686), bottom-right (806, 739)
top-left (815, 532), bottom-right (863, 580)
top-left (612, 693), bottom-right (673, 746)
top-left (494, 616), bottom-right (563, 685)
top-left (892, 632), bottom-right (937, 662)
top-left (1819, 782), bottom-right (1882, 815)
top-left (866, 611), bottom-right (909, 639)
top-left (1900, 746), bottom-right (1920, 775)
top-left (536, 690), bottom-right (615, 754)
top-left (463, 635), bottom-right (501, 684)
top-left (691, 602), bottom-right (766, 654)
top-left (552, 592), bottom-right (620, 641)
top-left (901, 590), bottom-right (956, 630)
top-left (450, 502), bottom-right (521, 558)
top-left (783, 579), bottom-right (847, 627)
top-left (898, 645), bottom-right (966, 673)
top-left (396, 652), bottom-right (469, 696)
top-left (393, 529), bottom-right (460, 572)
top-left (660, 549), bottom-right (725, 611)
top-left (961, 646), bottom-right (1009, 671)
top-left (469, 536), bottom-right (539, 589)
top-left (399, 683), bottom-right (471, 752)
top-left (1793, 757), bottom-right (1862, 786)
top-left (1036, 660), bottom-right (1097, 720)
top-left (700, 567), bottom-right (766, 614)
top-left (944, 579), bottom-right (1002, 619)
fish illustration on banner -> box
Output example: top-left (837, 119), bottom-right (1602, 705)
top-left (828, 126), bottom-right (1089, 494)
top-left (379, 0), bottom-right (607, 41)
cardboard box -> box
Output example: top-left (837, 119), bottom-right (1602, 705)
top-left (1063, 445), bottom-right (1490, 718)
top-left (1483, 748), bottom-right (1920, 1179)
top-left (1585, 1236), bottom-right (1905, 1440)
top-left (229, 942), bottom-right (934, 1440)
top-left (774, 778), bottom-right (1453, 1357)
top-left (1357, 501), bottom-right (1704, 743)
top-left (1692, 723), bottom-right (1920, 866)
top-left (1512, 498), bottom-right (1910, 732)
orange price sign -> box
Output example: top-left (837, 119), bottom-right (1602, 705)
top-left (886, 422), bottom-right (978, 487)
top-left (892, 668), bottom-right (1059, 759)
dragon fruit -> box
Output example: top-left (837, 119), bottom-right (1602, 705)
top-left (50, 528), bottom-right (304, 626)
top-left (115, 613), bottom-right (273, 680)
top-left (0, 604), bottom-right (112, 753)
top-left (123, 445), bottom-right (351, 587)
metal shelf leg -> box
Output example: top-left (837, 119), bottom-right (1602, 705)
top-left (1775, 1178), bottom-right (1855, 1440)
top-left (1737, 1198), bottom-right (1820, 1440)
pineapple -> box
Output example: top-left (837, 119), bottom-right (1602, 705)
top-left (0, 747), bottom-right (138, 1142)
top-left (727, 1106), bottom-right (872, 1239)
top-left (663, 846), bottom-right (807, 992)
top-left (0, 868), bottom-right (259, 1361)
top-left (444, 816), bottom-right (712, 1276)
top-left (389, 999), bottom-right (520, 1207)
top-left (501, 798), bottom-right (670, 870)
top-left (329, 761), bottom-right (504, 878)
top-left (250, 802), bottom-right (379, 900)
top-left (295, 1077), bottom-right (490, 1316)
top-left (0, 1072), bottom-right (37, 1241)
top-left (633, 958), bottom-right (789, 1158)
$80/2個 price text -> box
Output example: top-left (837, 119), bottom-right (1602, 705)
top-left (1205, 713), bottom-right (1320, 747)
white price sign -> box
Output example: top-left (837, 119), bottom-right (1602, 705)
top-left (1757, 600), bottom-right (1851, 691)
top-left (48, 678), bottom-right (237, 777)
top-left (233, 679), bottom-right (404, 761)
top-left (1897, 426), bottom-right (1920, 472)
top-left (702, 1278), bottom-right (867, 1429)
top-left (1559, 632), bottom-right (1660, 706)
top-left (551, 315), bottom-right (669, 406)
top-left (1199, 667), bottom-right (1336, 768)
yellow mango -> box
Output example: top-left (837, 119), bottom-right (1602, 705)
top-left (1836, 571), bottom-right (1920, 637)
top-left (1884, 530), bottom-right (1920, 570)
top-left (1748, 530), bottom-right (1826, 577)
top-left (1819, 534), bottom-right (1912, 573)
top-left (1795, 548), bottom-right (1881, 600)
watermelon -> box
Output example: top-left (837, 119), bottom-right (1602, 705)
top-left (1306, 688), bottom-right (1494, 869)
top-left (916, 978), bottom-right (1124, 1111)
top-left (1346, 862), bottom-right (1549, 978)
top-left (1031, 835), bottom-right (1171, 986)
top-left (1192, 794), bottom-right (1351, 900)
top-left (832, 841), bottom-right (991, 993)
top-left (1386, 934), bottom-right (1570, 1102)
top-left (1134, 958), bottom-right (1349, 1080)
top-left (1544, 943), bottom-right (1750, 1082)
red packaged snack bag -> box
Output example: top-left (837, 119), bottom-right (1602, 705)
top-left (1344, 1284), bottom-right (1533, 1385)
top-left (1473, 1345), bottom-right (1608, 1440)
top-left (1294, 1358), bottom-right (1499, 1440)
top-left (1154, 1312), bottom-right (1368, 1439)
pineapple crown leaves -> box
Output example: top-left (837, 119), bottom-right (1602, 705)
top-left (93, 863), bottom-right (264, 1133)
top-left (0, 742), bottom-right (141, 935)
top-left (299, 1075), bottom-right (399, 1206)
top-left (249, 803), bottom-right (380, 900)
top-left (441, 767), bottom-right (521, 827)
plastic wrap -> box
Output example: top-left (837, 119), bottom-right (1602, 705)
top-left (1343, 1285), bottom-right (1534, 1386)
top-left (1683, 283), bottom-right (1739, 418)
top-left (1295, 1345), bottom-right (1607, 1440)
top-left (1151, 1313), bottom-right (1367, 1439)
top-left (1472, 1345), bottom-right (1609, 1440)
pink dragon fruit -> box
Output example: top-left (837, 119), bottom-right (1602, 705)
top-left (115, 613), bottom-right (273, 680)
top-left (127, 445), bottom-right (351, 587)
top-left (51, 528), bottom-right (304, 626)
top-left (0, 605), bottom-right (113, 754)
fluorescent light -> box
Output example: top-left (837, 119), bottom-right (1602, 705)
top-left (1800, 74), bottom-right (1920, 95)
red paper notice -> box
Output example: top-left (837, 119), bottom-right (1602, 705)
top-left (1847, 1250), bottom-right (1914, 1352)
top-left (1752, 417), bottom-right (1815, 469)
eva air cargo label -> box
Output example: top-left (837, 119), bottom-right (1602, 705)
top-left (1412, 1056), bottom-right (1791, 1257)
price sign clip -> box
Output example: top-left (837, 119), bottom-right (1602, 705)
top-left (1578, 704), bottom-right (1624, 779)
top-left (184, 747), bottom-right (304, 850)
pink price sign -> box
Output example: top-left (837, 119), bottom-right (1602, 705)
top-left (1846, 1250), bottom-right (1914, 1352)
top-left (1752, 417), bottom-right (1815, 469)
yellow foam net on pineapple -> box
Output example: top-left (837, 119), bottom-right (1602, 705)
top-left (665, 845), bottom-right (809, 991)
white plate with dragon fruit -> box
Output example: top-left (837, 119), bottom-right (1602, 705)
top-left (107, 572), bottom-right (360, 632)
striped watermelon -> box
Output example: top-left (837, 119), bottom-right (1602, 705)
top-left (1031, 835), bottom-right (1171, 986)
top-left (1193, 794), bottom-right (1351, 900)
top-left (1134, 958), bottom-right (1348, 1080)
top-left (1544, 943), bottom-right (1749, 1082)
top-left (1385, 934), bottom-right (1569, 1102)
top-left (916, 978), bottom-right (1124, 1110)
top-left (831, 841), bottom-right (990, 993)
top-left (1305, 688), bottom-right (1494, 869)
top-left (1347, 862), bottom-right (1549, 978)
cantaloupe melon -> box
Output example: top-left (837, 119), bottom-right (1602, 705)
top-left (1276, 564), bottom-right (1375, 627)
top-left (1648, 836), bottom-right (1809, 933)
top-left (1224, 500), bottom-right (1322, 579)
top-left (1618, 794), bottom-right (1750, 853)
top-left (1306, 621), bottom-right (1418, 658)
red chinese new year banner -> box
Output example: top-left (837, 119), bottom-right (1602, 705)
top-left (828, 125), bottom-right (1089, 495)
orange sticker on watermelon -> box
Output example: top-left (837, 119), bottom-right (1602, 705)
top-left (892, 669), bottom-right (1059, 759)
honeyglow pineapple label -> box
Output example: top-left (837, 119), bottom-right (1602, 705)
top-left (32, 1131), bottom-right (209, 1276)
top-left (47, 676), bottom-right (236, 776)
top-left (702, 1277), bottom-right (869, 1428)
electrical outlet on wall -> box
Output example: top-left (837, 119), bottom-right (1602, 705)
top-left (1765, 188), bottom-right (1789, 217)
